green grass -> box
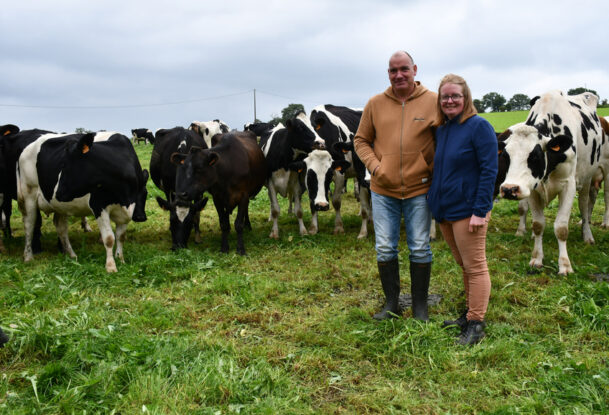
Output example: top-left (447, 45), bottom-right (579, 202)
top-left (1, 118), bottom-right (609, 414)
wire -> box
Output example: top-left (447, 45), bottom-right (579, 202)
top-left (0, 90), bottom-right (254, 110)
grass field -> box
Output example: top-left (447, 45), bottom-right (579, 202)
top-left (1, 112), bottom-right (609, 414)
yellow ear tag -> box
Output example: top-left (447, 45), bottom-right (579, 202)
top-left (3, 130), bottom-right (11, 136)
top-left (334, 166), bottom-right (342, 171)
top-left (315, 124), bottom-right (321, 130)
top-left (82, 144), bottom-right (90, 154)
top-left (297, 168), bottom-right (303, 173)
top-left (180, 159), bottom-right (184, 165)
top-left (551, 145), bottom-right (560, 151)
top-left (342, 149), bottom-right (349, 154)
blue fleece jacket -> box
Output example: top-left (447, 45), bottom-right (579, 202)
top-left (427, 114), bottom-right (498, 222)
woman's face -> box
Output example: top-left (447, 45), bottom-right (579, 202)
top-left (440, 83), bottom-right (465, 120)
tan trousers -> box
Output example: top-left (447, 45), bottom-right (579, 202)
top-left (439, 214), bottom-right (491, 321)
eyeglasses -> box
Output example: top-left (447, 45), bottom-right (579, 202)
top-left (441, 94), bottom-right (464, 102)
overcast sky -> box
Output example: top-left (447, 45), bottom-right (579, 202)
top-left (2, 0), bottom-right (608, 135)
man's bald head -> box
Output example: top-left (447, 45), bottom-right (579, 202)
top-left (389, 51), bottom-right (414, 67)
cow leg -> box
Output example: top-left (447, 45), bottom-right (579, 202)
top-left (1, 197), bottom-right (11, 238)
top-left (291, 180), bottom-right (307, 236)
top-left (53, 213), bottom-right (77, 259)
top-left (332, 173), bottom-right (345, 235)
top-left (95, 211), bottom-right (118, 273)
top-left (31, 210), bottom-right (43, 254)
top-left (267, 182), bottom-right (281, 239)
top-left (358, 186), bottom-right (371, 239)
top-left (194, 211), bottom-right (202, 244)
top-left (602, 182), bottom-right (609, 229)
top-left (215, 204), bottom-right (230, 253)
top-left (515, 199), bottom-right (529, 237)
top-left (528, 193), bottom-right (546, 270)
top-left (555, 184), bottom-right (576, 275)
top-left (578, 181), bottom-right (595, 245)
top-left (309, 208), bottom-right (319, 235)
top-left (234, 200), bottom-right (249, 255)
top-left (21, 196), bottom-right (39, 262)
top-left (81, 216), bottom-right (92, 232)
top-left (114, 223), bottom-right (128, 264)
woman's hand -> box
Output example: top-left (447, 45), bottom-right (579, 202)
top-left (469, 214), bottom-right (487, 233)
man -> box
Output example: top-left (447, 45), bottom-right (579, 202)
top-left (354, 50), bottom-right (437, 321)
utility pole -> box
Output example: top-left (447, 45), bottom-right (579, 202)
top-left (253, 89), bottom-right (257, 122)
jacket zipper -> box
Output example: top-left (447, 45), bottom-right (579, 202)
top-left (400, 101), bottom-right (405, 198)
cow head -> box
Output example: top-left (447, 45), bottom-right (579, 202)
top-left (498, 124), bottom-right (572, 200)
top-left (285, 112), bottom-right (325, 153)
top-left (157, 196), bottom-right (208, 249)
top-left (289, 149), bottom-right (350, 211)
top-left (172, 146), bottom-right (218, 203)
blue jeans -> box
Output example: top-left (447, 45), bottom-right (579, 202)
top-left (371, 192), bottom-right (432, 263)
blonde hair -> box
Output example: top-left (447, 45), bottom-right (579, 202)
top-left (433, 74), bottom-right (477, 127)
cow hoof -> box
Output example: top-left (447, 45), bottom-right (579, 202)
top-left (269, 232), bottom-right (279, 239)
top-left (333, 228), bottom-right (345, 235)
top-left (308, 228), bottom-right (318, 235)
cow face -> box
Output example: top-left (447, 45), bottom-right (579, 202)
top-left (157, 196), bottom-right (208, 249)
top-left (499, 124), bottom-right (573, 200)
top-left (172, 147), bottom-right (218, 202)
top-left (289, 150), bottom-right (350, 211)
top-left (285, 112), bottom-right (325, 153)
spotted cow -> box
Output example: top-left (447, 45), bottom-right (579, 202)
top-left (189, 120), bottom-right (230, 148)
top-left (17, 132), bottom-right (149, 272)
top-left (498, 90), bottom-right (606, 274)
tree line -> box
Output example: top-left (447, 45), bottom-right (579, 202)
top-left (473, 87), bottom-right (607, 113)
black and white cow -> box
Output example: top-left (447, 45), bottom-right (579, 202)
top-left (498, 90), bottom-right (607, 275)
top-left (17, 132), bottom-right (149, 272)
top-left (309, 105), bottom-right (372, 237)
top-left (260, 113), bottom-right (326, 238)
top-left (289, 149), bottom-right (350, 234)
top-left (244, 122), bottom-right (275, 138)
top-left (0, 124), bottom-right (21, 251)
top-left (189, 120), bottom-right (230, 148)
top-left (1, 126), bottom-right (55, 252)
top-left (173, 131), bottom-right (267, 255)
top-left (131, 128), bottom-right (155, 145)
top-left (150, 127), bottom-right (209, 249)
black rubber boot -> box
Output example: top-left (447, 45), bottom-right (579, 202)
top-left (457, 320), bottom-right (486, 345)
top-left (443, 309), bottom-right (468, 334)
top-left (0, 327), bottom-right (8, 347)
top-left (373, 258), bottom-right (400, 320)
top-left (410, 261), bottom-right (431, 321)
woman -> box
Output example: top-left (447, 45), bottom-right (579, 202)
top-left (427, 74), bottom-right (498, 345)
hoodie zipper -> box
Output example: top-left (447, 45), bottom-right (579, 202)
top-left (400, 100), bottom-right (405, 198)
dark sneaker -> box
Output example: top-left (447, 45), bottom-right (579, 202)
top-left (457, 320), bottom-right (486, 345)
top-left (442, 309), bottom-right (468, 331)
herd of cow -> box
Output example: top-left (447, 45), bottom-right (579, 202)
top-left (0, 90), bottom-right (608, 276)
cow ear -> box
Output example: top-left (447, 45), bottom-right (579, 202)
top-left (546, 135), bottom-right (572, 153)
top-left (189, 123), bottom-right (200, 134)
top-left (208, 152), bottom-right (219, 166)
top-left (314, 117), bottom-right (325, 131)
top-left (1, 124), bottom-right (19, 137)
top-left (333, 141), bottom-right (353, 154)
top-left (333, 160), bottom-right (351, 173)
top-left (195, 197), bottom-right (208, 211)
top-left (530, 96), bottom-right (540, 107)
top-left (156, 196), bottom-right (170, 210)
top-left (288, 161), bottom-right (306, 173)
top-left (78, 133), bottom-right (95, 155)
top-left (497, 141), bottom-right (506, 155)
top-left (170, 152), bottom-right (187, 165)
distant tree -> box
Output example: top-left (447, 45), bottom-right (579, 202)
top-left (281, 103), bottom-right (305, 124)
top-left (482, 92), bottom-right (507, 112)
top-left (601, 99), bottom-right (608, 107)
top-left (75, 127), bottom-right (93, 134)
top-left (568, 87), bottom-right (598, 99)
top-left (507, 93), bottom-right (531, 111)
top-left (268, 114), bottom-right (283, 127)
top-left (473, 99), bottom-right (486, 113)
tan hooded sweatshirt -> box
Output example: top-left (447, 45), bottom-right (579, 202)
top-left (354, 82), bottom-right (437, 199)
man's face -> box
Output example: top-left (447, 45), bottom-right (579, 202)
top-left (388, 53), bottom-right (417, 97)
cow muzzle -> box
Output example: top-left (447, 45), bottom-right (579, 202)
top-left (500, 185), bottom-right (521, 200)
